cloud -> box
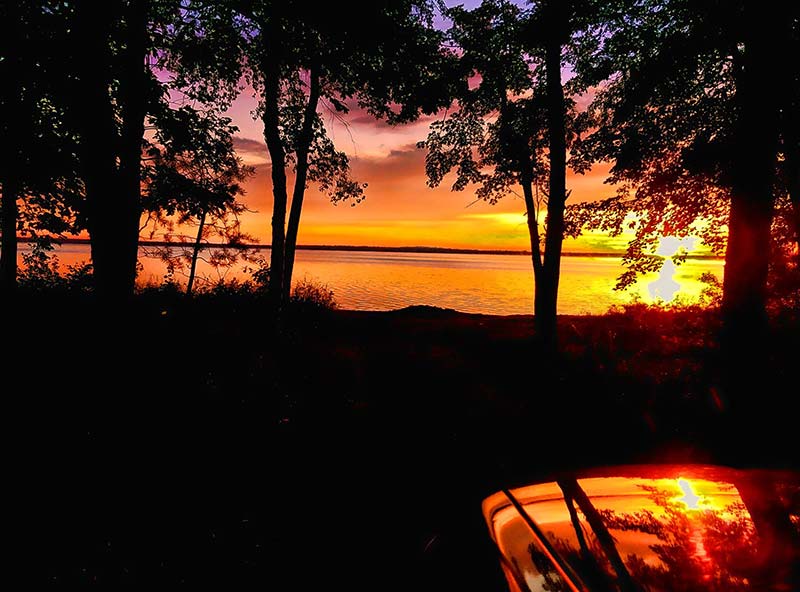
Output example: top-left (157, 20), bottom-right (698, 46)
top-left (348, 143), bottom-right (428, 186)
top-left (348, 114), bottom-right (394, 128)
top-left (347, 110), bottom-right (442, 130)
top-left (232, 136), bottom-right (269, 166)
top-left (230, 125), bottom-right (618, 251)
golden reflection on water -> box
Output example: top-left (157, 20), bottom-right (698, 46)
top-left (23, 245), bottom-right (723, 315)
top-left (648, 236), bottom-right (703, 304)
top-left (648, 259), bottom-right (681, 302)
top-left (135, 250), bottom-right (724, 314)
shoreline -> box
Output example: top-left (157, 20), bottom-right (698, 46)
top-left (18, 236), bottom-right (724, 259)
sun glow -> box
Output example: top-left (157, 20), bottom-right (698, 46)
top-left (647, 236), bottom-right (698, 303)
top-left (675, 478), bottom-right (702, 510)
top-left (648, 260), bottom-right (680, 302)
top-left (655, 236), bottom-right (695, 257)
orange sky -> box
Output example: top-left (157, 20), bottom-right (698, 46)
top-left (225, 90), bottom-right (627, 253)
top-left (206, 0), bottom-right (636, 254)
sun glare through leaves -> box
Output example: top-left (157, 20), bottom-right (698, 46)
top-left (647, 236), bottom-right (699, 303)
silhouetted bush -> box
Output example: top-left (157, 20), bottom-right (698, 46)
top-left (245, 257), bottom-right (270, 294)
top-left (18, 244), bottom-right (93, 293)
top-left (290, 278), bottom-right (336, 312)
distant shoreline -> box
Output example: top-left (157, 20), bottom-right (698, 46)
top-left (18, 236), bottom-right (724, 260)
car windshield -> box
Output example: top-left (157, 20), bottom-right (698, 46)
top-left (483, 465), bottom-right (800, 592)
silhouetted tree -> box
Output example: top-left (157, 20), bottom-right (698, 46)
top-left (0, 2), bottom-right (24, 295)
top-left (568, 1), bottom-right (800, 344)
top-left (70, 1), bottom-right (138, 300)
top-left (0, 1), bottom-right (81, 296)
top-left (64, 0), bottom-right (212, 301)
top-left (419, 0), bottom-right (608, 348)
top-left (172, 0), bottom-right (457, 320)
top-left (142, 106), bottom-right (254, 295)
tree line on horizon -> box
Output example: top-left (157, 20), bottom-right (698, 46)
top-left (1, 0), bottom-right (798, 351)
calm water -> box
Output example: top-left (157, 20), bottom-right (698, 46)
top-left (25, 244), bottom-right (724, 315)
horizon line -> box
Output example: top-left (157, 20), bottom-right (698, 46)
top-left (16, 236), bottom-right (724, 259)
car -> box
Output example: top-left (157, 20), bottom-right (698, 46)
top-left (482, 464), bottom-right (800, 592)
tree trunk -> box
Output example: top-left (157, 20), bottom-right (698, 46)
top-left (115, 0), bottom-right (149, 298)
top-left (283, 67), bottom-right (321, 305)
top-left (0, 176), bottom-right (18, 296)
top-left (502, 99), bottom-right (543, 319)
top-left (0, 2), bottom-right (21, 296)
top-left (260, 40), bottom-right (289, 319)
top-left (520, 172), bottom-right (544, 315)
top-left (74, 1), bottom-right (120, 301)
top-left (723, 193), bottom-right (773, 337)
top-left (186, 208), bottom-right (206, 297)
top-left (722, 4), bottom-right (781, 348)
top-left (537, 24), bottom-right (568, 350)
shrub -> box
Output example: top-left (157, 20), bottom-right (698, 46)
top-left (697, 272), bottom-right (722, 308)
top-left (290, 278), bottom-right (336, 311)
top-left (18, 243), bottom-right (93, 293)
top-left (246, 257), bottom-right (270, 294)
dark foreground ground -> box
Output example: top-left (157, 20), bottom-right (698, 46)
top-left (16, 297), bottom-right (799, 588)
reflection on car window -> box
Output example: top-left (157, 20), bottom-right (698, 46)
top-left (483, 465), bottom-right (800, 592)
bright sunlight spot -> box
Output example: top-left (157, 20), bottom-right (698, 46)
top-left (655, 236), bottom-right (696, 257)
top-left (648, 260), bottom-right (681, 302)
top-left (675, 478), bottom-right (703, 510)
top-left (648, 236), bottom-right (699, 302)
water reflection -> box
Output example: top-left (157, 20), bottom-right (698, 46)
top-left (483, 465), bottom-right (800, 592)
top-left (20, 245), bottom-right (724, 315)
top-left (648, 259), bottom-right (680, 302)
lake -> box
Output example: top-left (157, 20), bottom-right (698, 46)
top-left (26, 244), bottom-right (724, 315)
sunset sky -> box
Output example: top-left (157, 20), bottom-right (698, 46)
top-left (217, 0), bottom-right (632, 254)
top-left (225, 90), bottom-right (631, 252)
top-left (228, 96), bottom-right (625, 252)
